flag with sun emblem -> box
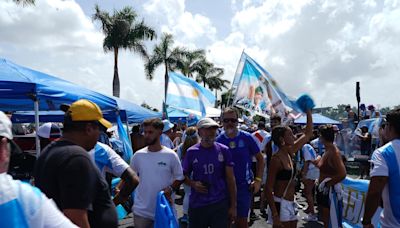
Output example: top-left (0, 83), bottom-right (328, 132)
top-left (166, 72), bottom-right (215, 117)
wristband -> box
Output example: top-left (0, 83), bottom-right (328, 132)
top-left (255, 177), bottom-right (262, 182)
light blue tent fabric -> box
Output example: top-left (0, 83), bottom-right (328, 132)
top-left (11, 103), bottom-right (161, 124)
top-left (114, 97), bottom-right (161, 123)
top-left (294, 113), bottom-right (341, 125)
top-left (0, 58), bottom-right (117, 111)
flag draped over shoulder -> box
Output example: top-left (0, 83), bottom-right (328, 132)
top-left (166, 72), bottom-right (215, 117)
top-left (231, 52), bottom-right (301, 121)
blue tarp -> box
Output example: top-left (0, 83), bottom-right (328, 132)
top-left (115, 97), bottom-right (161, 123)
top-left (0, 58), bottom-right (117, 111)
top-left (294, 113), bottom-right (341, 125)
top-left (11, 103), bottom-right (161, 124)
top-left (0, 58), bottom-right (161, 123)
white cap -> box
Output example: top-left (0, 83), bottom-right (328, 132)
top-left (162, 119), bottom-right (174, 133)
top-left (197, 118), bottom-right (219, 129)
top-left (0, 111), bottom-right (13, 140)
top-left (37, 122), bottom-right (61, 139)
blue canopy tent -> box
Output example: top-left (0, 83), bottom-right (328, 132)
top-left (0, 58), bottom-right (118, 154)
top-left (114, 97), bottom-right (161, 124)
top-left (0, 58), bottom-right (117, 111)
top-left (11, 100), bottom-right (161, 124)
top-left (294, 113), bottom-right (341, 126)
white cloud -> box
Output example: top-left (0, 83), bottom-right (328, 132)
top-left (0, 0), bottom-right (162, 109)
top-left (143, 0), bottom-right (216, 44)
top-left (214, 0), bottom-right (400, 108)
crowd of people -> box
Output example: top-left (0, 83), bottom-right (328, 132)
top-left (0, 98), bottom-right (399, 228)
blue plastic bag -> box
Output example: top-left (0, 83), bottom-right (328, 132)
top-left (154, 191), bottom-right (179, 228)
top-left (296, 94), bottom-right (315, 113)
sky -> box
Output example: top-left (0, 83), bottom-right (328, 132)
top-left (0, 0), bottom-right (399, 110)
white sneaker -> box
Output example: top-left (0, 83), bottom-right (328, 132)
top-left (302, 214), bottom-right (318, 222)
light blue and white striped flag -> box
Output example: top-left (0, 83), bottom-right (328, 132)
top-left (166, 72), bottom-right (215, 117)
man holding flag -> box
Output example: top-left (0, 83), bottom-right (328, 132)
top-left (363, 108), bottom-right (400, 228)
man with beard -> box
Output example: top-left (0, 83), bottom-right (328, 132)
top-left (216, 107), bottom-right (265, 228)
top-left (130, 118), bottom-right (185, 228)
top-left (183, 118), bottom-right (237, 227)
top-left (34, 99), bottom-right (118, 228)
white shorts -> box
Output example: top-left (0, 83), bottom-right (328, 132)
top-left (273, 196), bottom-right (298, 222)
top-left (306, 168), bottom-right (320, 180)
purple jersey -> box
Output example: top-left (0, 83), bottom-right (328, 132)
top-left (183, 142), bottom-right (234, 208)
top-left (216, 130), bottom-right (260, 187)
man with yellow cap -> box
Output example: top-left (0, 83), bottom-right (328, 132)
top-left (34, 99), bottom-right (118, 228)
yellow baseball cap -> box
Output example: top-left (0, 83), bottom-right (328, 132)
top-left (61, 99), bottom-right (112, 129)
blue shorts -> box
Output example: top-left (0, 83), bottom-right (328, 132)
top-left (237, 185), bottom-right (251, 218)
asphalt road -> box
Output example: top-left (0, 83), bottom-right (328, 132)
top-left (118, 189), bottom-right (324, 228)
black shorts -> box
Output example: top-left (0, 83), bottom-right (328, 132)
top-left (189, 200), bottom-right (229, 228)
top-left (316, 188), bottom-right (330, 208)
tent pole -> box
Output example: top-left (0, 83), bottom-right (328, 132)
top-left (34, 99), bottom-right (41, 158)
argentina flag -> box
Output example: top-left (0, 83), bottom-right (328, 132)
top-left (166, 72), bottom-right (215, 117)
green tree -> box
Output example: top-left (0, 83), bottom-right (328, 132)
top-left (145, 33), bottom-right (186, 100)
top-left (175, 49), bottom-right (205, 77)
top-left (141, 102), bottom-right (159, 112)
top-left (195, 60), bottom-right (224, 88)
top-left (219, 88), bottom-right (234, 109)
top-left (93, 5), bottom-right (156, 97)
top-left (208, 75), bottom-right (230, 107)
top-left (13, 0), bottom-right (34, 6)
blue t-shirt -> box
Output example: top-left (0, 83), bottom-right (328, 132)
top-left (216, 130), bottom-right (260, 186)
top-left (183, 143), bottom-right (234, 208)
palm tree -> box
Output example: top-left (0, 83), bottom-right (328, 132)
top-left (145, 33), bottom-right (186, 101)
top-left (220, 88), bottom-right (235, 109)
top-left (208, 75), bottom-right (230, 107)
top-left (196, 60), bottom-right (224, 88)
top-left (93, 5), bottom-right (156, 97)
top-left (13, 0), bottom-right (34, 6)
top-left (175, 49), bottom-right (205, 77)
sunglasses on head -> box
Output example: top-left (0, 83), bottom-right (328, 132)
top-left (223, 118), bottom-right (238, 123)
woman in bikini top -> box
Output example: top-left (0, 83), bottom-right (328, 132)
top-left (264, 109), bottom-right (313, 228)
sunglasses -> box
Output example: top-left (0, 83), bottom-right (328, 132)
top-left (223, 118), bottom-right (238, 123)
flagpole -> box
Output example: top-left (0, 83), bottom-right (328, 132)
top-left (227, 49), bottom-right (245, 107)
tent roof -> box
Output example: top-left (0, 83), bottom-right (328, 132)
top-left (11, 101), bottom-right (162, 124)
top-left (0, 58), bottom-right (117, 111)
top-left (294, 113), bottom-right (341, 125)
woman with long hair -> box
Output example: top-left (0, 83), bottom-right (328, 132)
top-left (264, 110), bottom-right (313, 228)
top-left (176, 126), bottom-right (199, 224)
top-left (312, 125), bottom-right (346, 228)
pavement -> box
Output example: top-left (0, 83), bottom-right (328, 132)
top-left (118, 188), bottom-right (324, 228)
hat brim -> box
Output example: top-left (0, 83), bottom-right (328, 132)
top-left (99, 118), bottom-right (112, 129)
top-left (163, 123), bottom-right (174, 132)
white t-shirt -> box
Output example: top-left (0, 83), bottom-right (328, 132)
top-left (0, 173), bottom-right (77, 228)
top-left (130, 146), bottom-right (184, 219)
top-left (160, 134), bottom-right (174, 149)
top-left (311, 138), bottom-right (325, 155)
top-left (302, 144), bottom-right (317, 170)
top-left (370, 139), bottom-right (400, 228)
top-left (88, 142), bottom-right (129, 177)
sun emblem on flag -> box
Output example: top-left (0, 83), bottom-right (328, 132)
top-left (192, 88), bottom-right (199, 97)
